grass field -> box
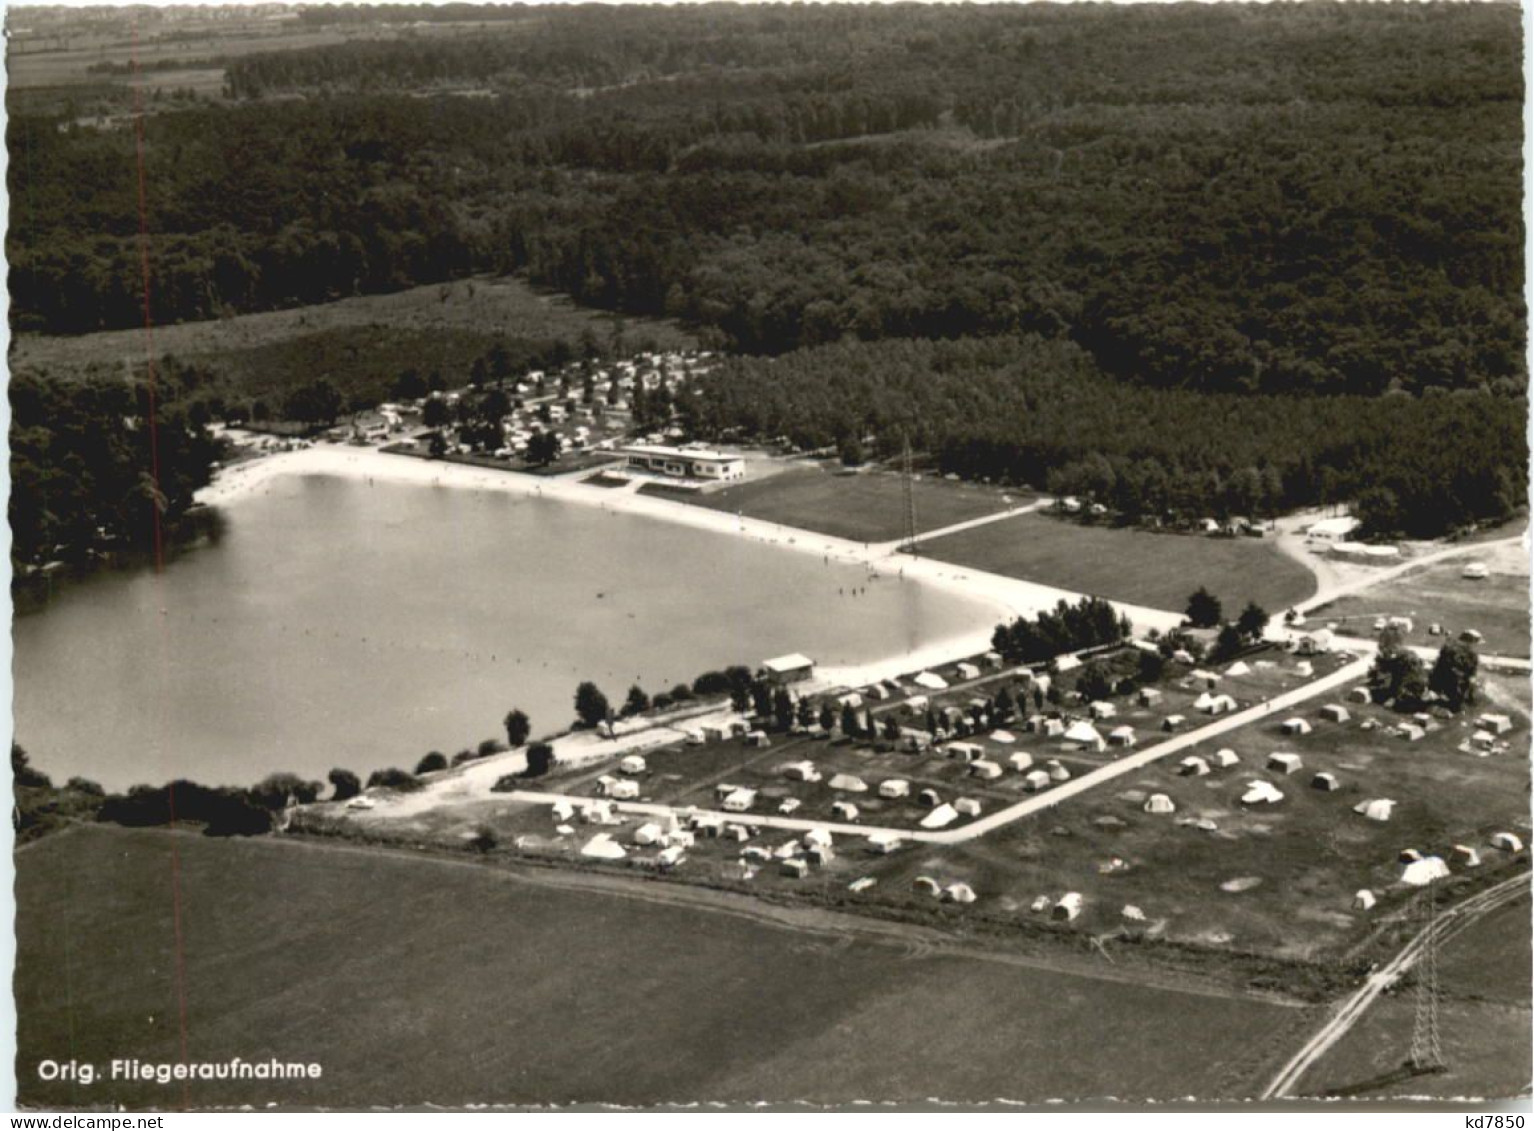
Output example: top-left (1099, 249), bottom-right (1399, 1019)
top-left (1296, 893), bottom-right (1531, 1100)
top-left (1312, 560), bottom-right (1530, 659)
top-left (11, 274), bottom-right (697, 408)
top-left (647, 463), bottom-right (1032, 544)
top-left (922, 513), bottom-right (1317, 615)
top-left (16, 825), bottom-right (1299, 1108)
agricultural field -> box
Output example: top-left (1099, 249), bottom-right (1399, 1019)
top-left (1296, 893), bottom-right (1531, 1100)
top-left (1311, 550), bottom-right (1530, 659)
top-left (10, 274), bottom-right (697, 410)
top-left (648, 462), bottom-right (1032, 544)
top-left (922, 513), bottom-right (1317, 617)
top-left (17, 824), bottom-right (1298, 1107)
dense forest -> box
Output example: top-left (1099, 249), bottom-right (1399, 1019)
top-left (10, 371), bottom-right (220, 570)
top-left (682, 336), bottom-right (1525, 538)
top-left (10, 3), bottom-right (1523, 397)
top-left (7, 3), bottom-right (1527, 542)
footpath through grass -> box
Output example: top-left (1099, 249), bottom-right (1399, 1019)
top-left (18, 825), bottom-right (1290, 1107)
top-left (922, 513), bottom-right (1317, 615)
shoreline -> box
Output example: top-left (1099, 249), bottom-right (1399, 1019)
top-left (197, 439), bottom-right (1185, 653)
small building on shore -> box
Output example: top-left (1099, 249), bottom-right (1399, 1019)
top-left (762, 653), bottom-right (815, 686)
top-left (621, 443), bottom-right (745, 482)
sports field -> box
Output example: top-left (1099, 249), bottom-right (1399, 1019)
top-left (921, 514), bottom-right (1317, 616)
top-left (652, 463), bottom-right (1031, 545)
top-left (17, 825), bottom-right (1294, 1108)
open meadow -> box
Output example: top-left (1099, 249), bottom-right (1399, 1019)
top-left (647, 463), bottom-right (1032, 544)
top-left (10, 274), bottom-right (696, 410)
top-left (16, 824), bottom-right (1299, 1107)
top-left (921, 514), bottom-right (1317, 617)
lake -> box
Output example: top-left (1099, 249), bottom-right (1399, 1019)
top-left (13, 474), bottom-right (995, 790)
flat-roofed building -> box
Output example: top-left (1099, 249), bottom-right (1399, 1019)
top-left (621, 444), bottom-right (745, 481)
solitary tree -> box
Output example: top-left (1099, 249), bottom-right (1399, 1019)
top-left (621, 684), bottom-right (651, 718)
top-left (1212, 622), bottom-right (1245, 663)
top-left (1429, 640), bottom-right (1480, 711)
top-left (574, 682), bottom-right (610, 730)
top-left (422, 398), bottom-right (451, 428)
top-left (504, 709), bottom-right (531, 748)
top-left (525, 742), bottom-right (555, 777)
top-left (1185, 586), bottom-right (1223, 628)
top-left (994, 685), bottom-right (1016, 720)
top-left (818, 703), bottom-right (836, 731)
top-left (840, 702), bottom-right (861, 738)
top-left (415, 752), bottom-right (448, 775)
top-left (1076, 660), bottom-right (1115, 704)
top-left (1368, 631), bottom-right (1428, 707)
top-left (1236, 601), bottom-right (1270, 641)
top-left (11, 744), bottom-right (50, 790)
top-left (328, 768), bottom-right (362, 802)
top-left (773, 687), bottom-right (795, 730)
top-left (882, 715), bottom-right (903, 741)
top-left (526, 430), bottom-right (562, 466)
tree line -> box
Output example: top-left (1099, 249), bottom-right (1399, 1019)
top-left (685, 336), bottom-right (1525, 539)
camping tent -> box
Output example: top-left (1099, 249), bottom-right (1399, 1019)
top-left (1024, 770), bottom-right (1052, 792)
top-left (1267, 752), bottom-right (1303, 774)
top-left (1213, 748), bottom-right (1240, 768)
top-left (955, 797), bottom-right (983, 817)
top-left (1109, 726), bottom-right (1136, 747)
top-left (1063, 720), bottom-right (1105, 752)
top-left (913, 671), bottom-right (949, 691)
top-left (1178, 756), bottom-right (1210, 777)
top-left (620, 755), bottom-right (647, 774)
top-left (920, 803), bottom-right (960, 829)
top-left (1453, 844), bottom-right (1481, 868)
top-left (1354, 798), bottom-right (1396, 822)
top-left (1241, 780), bottom-right (1285, 805)
top-left (1353, 889), bottom-right (1377, 911)
top-left (1401, 856), bottom-right (1450, 886)
top-left (1052, 893), bottom-right (1083, 921)
top-left (580, 833), bottom-right (627, 860)
top-left (867, 833), bottom-right (903, 854)
top-left (829, 774), bottom-right (868, 793)
top-left (1047, 759), bottom-right (1072, 782)
top-left (1143, 793), bottom-right (1176, 815)
top-left (1008, 751), bottom-right (1035, 772)
top-left (1281, 718), bottom-right (1313, 736)
top-left (1490, 832), bottom-right (1525, 853)
top-left (878, 779), bottom-right (911, 799)
top-left (1225, 661), bottom-right (1252, 677)
top-left (830, 801), bottom-right (859, 822)
top-left (1311, 772), bottom-right (1340, 791)
top-left (944, 883), bottom-right (978, 904)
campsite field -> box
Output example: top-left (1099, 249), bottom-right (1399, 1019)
top-left (1294, 891), bottom-right (1531, 1100)
top-left (17, 824), bottom-right (1298, 1107)
top-left (855, 668), bottom-right (1532, 966)
top-left (1310, 557), bottom-right (1530, 659)
top-left (10, 274), bottom-right (696, 410)
top-left (921, 514), bottom-right (1317, 616)
top-left (648, 463), bottom-right (1031, 544)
